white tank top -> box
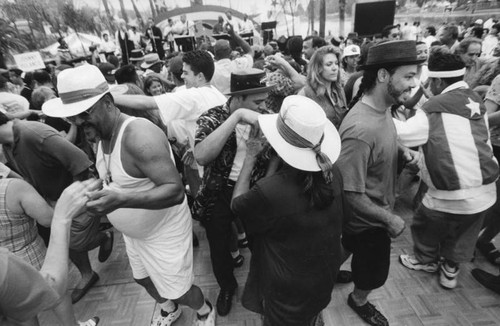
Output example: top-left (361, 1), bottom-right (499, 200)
top-left (96, 117), bottom-right (192, 240)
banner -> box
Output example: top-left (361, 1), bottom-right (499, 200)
top-left (13, 52), bottom-right (46, 72)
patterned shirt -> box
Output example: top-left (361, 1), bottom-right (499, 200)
top-left (0, 179), bottom-right (46, 270)
top-left (193, 103), bottom-right (271, 221)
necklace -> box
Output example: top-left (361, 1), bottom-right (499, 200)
top-left (101, 111), bottom-right (121, 186)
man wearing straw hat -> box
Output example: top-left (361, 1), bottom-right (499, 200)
top-left (42, 64), bottom-right (216, 326)
top-left (395, 50), bottom-right (498, 289)
top-left (336, 40), bottom-right (424, 326)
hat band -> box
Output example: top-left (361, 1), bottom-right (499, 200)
top-left (276, 114), bottom-right (334, 183)
top-left (427, 68), bottom-right (466, 78)
top-left (59, 82), bottom-right (109, 104)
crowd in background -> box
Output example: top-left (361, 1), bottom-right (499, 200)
top-left (3, 12), bottom-right (500, 326)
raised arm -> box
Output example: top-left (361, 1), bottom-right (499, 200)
top-left (194, 109), bottom-right (259, 166)
top-left (113, 94), bottom-right (159, 111)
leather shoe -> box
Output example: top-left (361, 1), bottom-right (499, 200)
top-left (72, 272), bottom-right (99, 304)
top-left (98, 231), bottom-right (114, 263)
top-left (472, 268), bottom-right (500, 295)
top-left (216, 289), bottom-right (234, 316)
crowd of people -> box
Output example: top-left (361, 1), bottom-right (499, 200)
top-left (2, 13), bottom-right (500, 326)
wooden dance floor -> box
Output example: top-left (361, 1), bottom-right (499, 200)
top-left (39, 183), bottom-right (500, 325)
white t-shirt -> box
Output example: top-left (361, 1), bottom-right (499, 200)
top-left (229, 124), bottom-right (251, 181)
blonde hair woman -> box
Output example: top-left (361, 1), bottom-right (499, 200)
top-left (298, 45), bottom-right (348, 129)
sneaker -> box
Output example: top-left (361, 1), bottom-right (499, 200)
top-left (79, 317), bottom-right (99, 326)
top-left (151, 307), bottom-right (182, 326)
top-left (347, 294), bottom-right (388, 326)
top-left (195, 301), bottom-right (216, 326)
top-left (399, 254), bottom-right (439, 273)
top-left (439, 263), bottom-right (459, 289)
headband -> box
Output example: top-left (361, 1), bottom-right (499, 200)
top-left (427, 68), bottom-right (466, 78)
top-left (59, 82), bottom-right (109, 104)
top-left (276, 114), bottom-right (334, 183)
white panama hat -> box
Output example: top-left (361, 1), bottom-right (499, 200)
top-left (42, 64), bottom-right (109, 118)
top-left (258, 95), bottom-right (341, 172)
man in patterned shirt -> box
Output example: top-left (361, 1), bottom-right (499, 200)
top-left (194, 68), bottom-right (273, 317)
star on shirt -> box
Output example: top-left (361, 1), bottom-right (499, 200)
top-left (466, 98), bottom-right (481, 117)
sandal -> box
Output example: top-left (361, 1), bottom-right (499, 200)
top-left (476, 241), bottom-right (500, 265)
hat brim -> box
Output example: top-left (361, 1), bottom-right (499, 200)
top-left (140, 60), bottom-right (164, 69)
top-left (360, 58), bottom-right (426, 70)
top-left (258, 113), bottom-right (341, 172)
top-left (130, 57), bottom-right (144, 62)
top-left (42, 92), bottom-right (107, 118)
top-left (225, 85), bottom-right (275, 97)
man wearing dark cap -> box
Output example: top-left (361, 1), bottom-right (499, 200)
top-left (395, 51), bottom-right (498, 289)
top-left (98, 63), bottom-right (116, 84)
top-left (193, 68), bottom-right (273, 317)
top-left (336, 40), bottom-right (423, 326)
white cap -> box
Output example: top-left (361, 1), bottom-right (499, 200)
top-left (343, 45), bottom-right (361, 57)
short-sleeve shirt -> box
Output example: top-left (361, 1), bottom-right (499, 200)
top-left (336, 101), bottom-right (398, 234)
top-left (0, 247), bottom-right (60, 324)
top-left (3, 121), bottom-right (92, 201)
top-left (486, 75), bottom-right (500, 147)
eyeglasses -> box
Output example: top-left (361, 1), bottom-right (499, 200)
top-left (67, 103), bottom-right (98, 122)
top-left (468, 52), bottom-right (481, 57)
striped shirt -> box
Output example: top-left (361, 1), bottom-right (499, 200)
top-left (394, 81), bottom-right (498, 214)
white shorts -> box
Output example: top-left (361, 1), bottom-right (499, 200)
top-left (123, 225), bottom-right (194, 300)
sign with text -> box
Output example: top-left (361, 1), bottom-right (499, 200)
top-left (13, 52), bottom-right (46, 72)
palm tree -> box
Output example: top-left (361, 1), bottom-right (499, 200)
top-left (0, 18), bottom-right (27, 68)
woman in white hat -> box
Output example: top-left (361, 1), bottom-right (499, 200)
top-left (231, 95), bottom-right (346, 325)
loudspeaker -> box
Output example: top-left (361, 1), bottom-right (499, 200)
top-left (354, 1), bottom-right (396, 37)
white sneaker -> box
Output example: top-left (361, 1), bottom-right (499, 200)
top-left (439, 263), bottom-right (459, 289)
top-left (399, 254), bottom-right (439, 273)
top-left (194, 303), bottom-right (216, 326)
top-left (152, 307), bottom-right (182, 326)
top-left (79, 317), bottom-right (99, 326)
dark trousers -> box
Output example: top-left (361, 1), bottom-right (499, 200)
top-left (202, 184), bottom-right (238, 292)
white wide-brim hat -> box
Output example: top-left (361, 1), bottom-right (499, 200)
top-left (42, 64), bottom-right (109, 118)
top-left (258, 95), bottom-right (341, 172)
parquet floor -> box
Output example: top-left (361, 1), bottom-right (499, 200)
top-left (39, 182), bottom-right (500, 326)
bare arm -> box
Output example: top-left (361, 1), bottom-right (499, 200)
top-left (114, 94), bottom-right (159, 111)
top-left (227, 23), bottom-right (253, 56)
top-left (266, 55), bottom-right (306, 90)
top-left (86, 120), bottom-right (184, 215)
top-left (194, 109), bottom-right (259, 166)
top-left (41, 179), bottom-right (101, 296)
top-left (345, 191), bottom-right (405, 238)
top-left (12, 180), bottom-right (54, 227)
top-left (485, 99), bottom-right (500, 127)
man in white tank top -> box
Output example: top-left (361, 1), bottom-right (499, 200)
top-left (42, 65), bottom-right (216, 326)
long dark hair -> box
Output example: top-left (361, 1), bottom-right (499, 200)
top-left (348, 66), bottom-right (397, 109)
top-left (297, 170), bottom-right (335, 209)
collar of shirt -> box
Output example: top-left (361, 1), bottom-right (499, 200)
top-left (442, 80), bottom-right (469, 94)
